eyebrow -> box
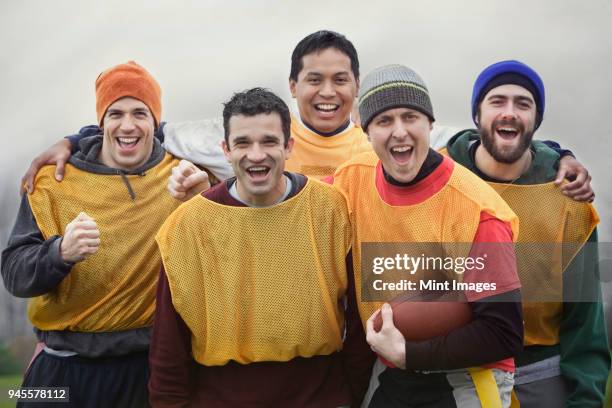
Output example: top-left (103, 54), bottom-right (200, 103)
top-left (487, 94), bottom-right (534, 104)
top-left (304, 70), bottom-right (351, 78)
top-left (231, 136), bottom-right (249, 144)
top-left (401, 109), bottom-right (419, 117)
top-left (231, 135), bottom-right (281, 144)
top-left (262, 135), bottom-right (281, 141)
top-left (515, 95), bottom-right (534, 104)
top-left (106, 107), bottom-right (151, 114)
top-left (375, 114), bottom-right (392, 121)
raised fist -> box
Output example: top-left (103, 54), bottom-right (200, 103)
top-left (167, 159), bottom-right (210, 202)
top-left (60, 212), bottom-right (101, 263)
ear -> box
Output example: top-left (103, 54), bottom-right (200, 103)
top-left (284, 137), bottom-right (295, 160)
top-left (351, 100), bottom-right (362, 128)
top-left (289, 79), bottom-right (297, 98)
top-left (221, 140), bottom-right (232, 163)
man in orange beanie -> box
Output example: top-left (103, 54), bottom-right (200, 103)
top-left (1, 61), bottom-right (181, 407)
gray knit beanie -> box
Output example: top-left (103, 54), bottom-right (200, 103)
top-left (358, 64), bottom-right (434, 131)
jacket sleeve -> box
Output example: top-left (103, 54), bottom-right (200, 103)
top-left (161, 118), bottom-right (235, 181)
top-left (149, 266), bottom-right (194, 408)
top-left (1, 194), bottom-right (73, 297)
top-left (341, 251), bottom-right (376, 406)
top-left (403, 290), bottom-right (523, 370)
top-left (403, 213), bottom-right (524, 370)
top-left (560, 229), bottom-right (610, 408)
top-left (430, 125), bottom-right (463, 150)
top-left (65, 125), bottom-right (103, 153)
top-left (540, 140), bottom-right (574, 158)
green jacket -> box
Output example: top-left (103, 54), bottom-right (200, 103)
top-left (446, 129), bottom-right (610, 408)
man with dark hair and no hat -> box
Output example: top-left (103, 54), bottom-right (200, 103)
top-left (442, 59), bottom-right (610, 407)
top-left (21, 30), bottom-right (594, 204)
top-left (150, 87), bottom-right (371, 407)
top-left (333, 64), bottom-right (524, 407)
top-left (1, 61), bottom-right (182, 407)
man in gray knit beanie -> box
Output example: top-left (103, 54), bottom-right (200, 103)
top-left (358, 64), bottom-right (434, 131)
top-left (332, 63), bottom-right (523, 407)
top-left (355, 64), bottom-right (437, 183)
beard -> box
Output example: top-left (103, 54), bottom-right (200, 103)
top-left (479, 118), bottom-right (534, 164)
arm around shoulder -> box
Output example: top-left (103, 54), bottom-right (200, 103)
top-left (162, 118), bottom-right (234, 181)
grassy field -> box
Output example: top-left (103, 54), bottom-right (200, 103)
top-left (0, 374), bottom-right (22, 408)
top-left (606, 371), bottom-right (612, 408)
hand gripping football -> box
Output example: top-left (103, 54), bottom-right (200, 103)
top-left (373, 297), bottom-right (472, 342)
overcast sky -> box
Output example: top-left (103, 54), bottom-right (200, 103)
top-left (1, 0), bottom-right (610, 241)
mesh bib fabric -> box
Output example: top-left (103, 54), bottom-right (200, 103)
top-left (487, 182), bottom-right (598, 345)
top-left (156, 179), bottom-right (351, 366)
top-left (27, 154), bottom-right (180, 332)
top-left (286, 116), bottom-right (372, 179)
top-left (334, 152), bottom-right (518, 325)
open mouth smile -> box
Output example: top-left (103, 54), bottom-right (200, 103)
top-left (495, 126), bottom-right (519, 140)
top-left (314, 103), bottom-right (340, 117)
top-left (246, 166), bottom-right (271, 182)
top-left (115, 137), bottom-right (141, 151)
top-left (389, 145), bottom-right (413, 164)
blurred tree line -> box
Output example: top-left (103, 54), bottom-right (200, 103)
top-left (1, 181), bottom-right (35, 372)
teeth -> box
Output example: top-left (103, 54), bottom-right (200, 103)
top-left (118, 137), bottom-right (138, 144)
top-left (498, 127), bottom-right (517, 132)
top-left (391, 146), bottom-right (412, 153)
top-left (248, 167), bottom-right (268, 172)
top-left (315, 104), bottom-right (338, 111)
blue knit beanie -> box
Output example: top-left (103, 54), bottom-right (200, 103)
top-left (471, 60), bottom-right (545, 130)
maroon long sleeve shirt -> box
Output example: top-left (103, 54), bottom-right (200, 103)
top-left (148, 174), bottom-right (374, 408)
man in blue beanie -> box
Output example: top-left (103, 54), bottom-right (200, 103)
top-left (443, 60), bottom-right (609, 407)
top-left (471, 60), bottom-right (546, 131)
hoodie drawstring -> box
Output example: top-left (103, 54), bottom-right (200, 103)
top-left (118, 171), bottom-right (144, 201)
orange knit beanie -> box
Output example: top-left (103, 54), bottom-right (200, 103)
top-left (95, 61), bottom-right (162, 126)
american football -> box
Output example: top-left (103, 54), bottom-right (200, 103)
top-left (373, 300), bottom-right (472, 342)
